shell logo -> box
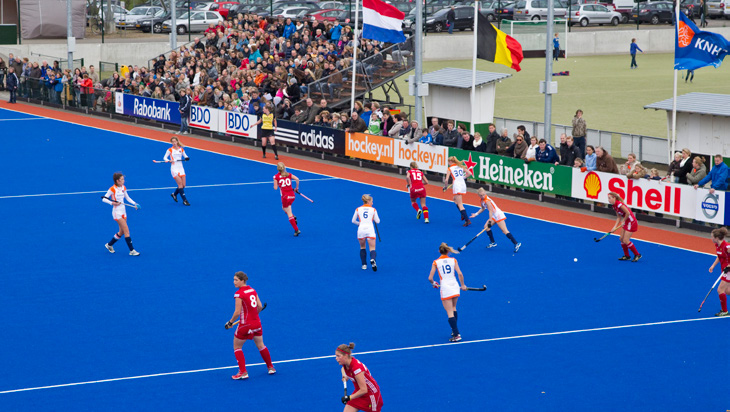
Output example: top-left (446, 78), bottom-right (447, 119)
top-left (678, 20), bottom-right (695, 48)
top-left (583, 171), bottom-right (602, 199)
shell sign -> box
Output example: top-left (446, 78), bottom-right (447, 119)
top-left (583, 171), bottom-right (602, 199)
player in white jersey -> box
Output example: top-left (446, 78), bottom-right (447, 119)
top-left (101, 172), bottom-right (141, 256)
top-left (470, 187), bottom-right (521, 252)
top-left (428, 243), bottom-right (467, 342)
top-left (163, 137), bottom-right (191, 206)
top-left (443, 156), bottom-right (473, 227)
top-left (352, 194), bottom-right (380, 272)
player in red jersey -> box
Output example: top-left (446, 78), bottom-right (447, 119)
top-left (273, 162), bottom-right (301, 236)
top-left (406, 161), bottom-right (430, 223)
top-left (607, 192), bottom-right (641, 262)
top-left (336, 342), bottom-right (383, 412)
top-left (708, 227), bottom-right (730, 317)
top-left (225, 271), bottom-right (276, 379)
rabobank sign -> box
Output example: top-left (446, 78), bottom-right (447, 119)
top-left (123, 95), bottom-right (180, 124)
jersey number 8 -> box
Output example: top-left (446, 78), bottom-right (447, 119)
top-left (249, 295), bottom-right (258, 308)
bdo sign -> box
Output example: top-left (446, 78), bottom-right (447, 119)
top-left (189, 106), bottom-right (218, 130)
top-left (220, 111), bottom-right (258, 139)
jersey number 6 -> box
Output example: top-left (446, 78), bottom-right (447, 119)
top-left (363, 210), bottom-right (369, 219)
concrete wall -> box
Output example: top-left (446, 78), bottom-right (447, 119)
top-left (423, 26), bottom-right (730, 59)
top-left (0, 41), bottom-right (174, 68)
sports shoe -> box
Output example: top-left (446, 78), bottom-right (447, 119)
top-left (182, 131), bottom-right (189, 135)
top-left (449, 334), bottom-right (462, 342)
top-left (371, 259), bottom-right (377, 272)
top-left (174, 131), bottom-right (182, 135)
top-left (268, 367), bottom-right (277, 375)
top-left (129, 250), bottom-right (140, 256)
top-left (183, 200), bottom-right (190, 206)
top-left (463, 220), bottom-right (471, 227)
top-left (715, 311), bottom-right (729, 317)
top-left (232, 370), bottom-right (249, 380)
top-left (514, 243), bottom-right (521, 253)
top-left (416, 210), bottom-right (422, 220)
top-left (105, 243), bottom-right (115, 253)
top-left (631, 254), bottom-right (642, 262)
top-left (618, 256), bottom-right (631, 261)
top-left (362, 265), bottom-right (367, 270)
top-left (294, 230), bottom-right (301, 237)
top-left (424, 218), bottom-right (430, 224)
top-left (486, 243), bottom-right (497, 248)
top-left (171, 193), bottom-right (178, 202)
top-left (275, 155), bottom-right (279, 160)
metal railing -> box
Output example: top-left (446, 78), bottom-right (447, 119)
top-left (293, 36), bottom-right (415, 109)
top-left (492, 117), bottom-right (668, 165)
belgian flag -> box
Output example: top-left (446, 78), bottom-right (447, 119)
top-left (476, 13), bottom-right (523, 72)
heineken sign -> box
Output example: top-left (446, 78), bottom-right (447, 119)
top-left (448, 149), bottom-right (573, 196)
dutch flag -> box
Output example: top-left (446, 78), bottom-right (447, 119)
top-left (362, 0), bottom-right (406, 44)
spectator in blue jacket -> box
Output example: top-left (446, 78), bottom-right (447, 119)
top-left (330, 20), bottom-right (342, 43)
top-left (694, 154), bottom-right (729, 192)
top-left (419, 128), bottom-right (433, 144)
top-left (283, 18), bottom-right (296, 39)
top-left (536, 138), bottom-right (559, 163)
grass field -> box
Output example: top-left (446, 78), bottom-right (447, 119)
top-left (378, 53), bottom-right (730, 138)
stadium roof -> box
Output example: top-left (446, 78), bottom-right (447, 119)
top-left (420, 68), bottom-right (512, 89)
top-left (644, 92), bottom-right (730, 117)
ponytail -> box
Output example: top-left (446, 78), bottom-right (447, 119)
top-left (336, 342), bottom-right (356, 356)
top-left (438, 242), bottom-right (459, 255)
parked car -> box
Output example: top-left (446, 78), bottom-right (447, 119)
top-left (480, 0), bottom-right (515, 21)
top-left (136, 8), bottom-right (187, 32)
top-left (319, 1), bottom-right (345, 10)
top-left (206, 1), bottom-right (238, 18)
top-left (630, 1), bottom-right (680, 24)
top-left (567, 3), bottom-right (621, 25)
top-left (161, 10), bottom-right (224, 34)
top-left (306, 8), bottom-right (345, 22)
top-left (706, 0), bottom-right (729, 18)
top-left (116, 6), bottom-right (163, 28)
top-left (513, 0), bottom-right (567, 20)
top-left (264, 6), bottom-right (312, 18)
top-left (337, 9), bottom-right (364, 26)
top-left (425, 6), bottom-right (474, 32)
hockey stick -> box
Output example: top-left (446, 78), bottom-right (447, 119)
top-left (101, 196), bottom-right (139, 209)
top-left (374, 222), bottom-right (382, 243)
top-left (594, 226), bottom-right (619, 242)
top-left (295, 190), bottom-right (314, 203)
top-left (153, 158), bottom-right (189, 163)
top-left (698, 274), bottom-right (723, 312)
top-left (442, 184), bottom-right (452, 192)
top-left (457, 228), bottom-right (488, 251)
top-left (466, 285), bottom-right (487, 291)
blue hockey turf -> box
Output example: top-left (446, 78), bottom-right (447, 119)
top-left (0, 108), bottom-right (725, 411)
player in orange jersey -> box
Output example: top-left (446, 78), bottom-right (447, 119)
top-left (470, 187), bottom-right (521, 253)
top-left (428, 243), bottom-right (467, 342)
top-left (101, 172), bottom-right (140, 256)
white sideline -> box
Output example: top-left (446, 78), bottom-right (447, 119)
top-left (0, 178), bottom-right (336, 199)
top-left (0, 316), bottom-right (725, 395)
top-left (0, 118), bottom-right (47, 121)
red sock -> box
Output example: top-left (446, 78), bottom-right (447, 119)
top-left (423, 207), bottom-right (429, 219)
top-left (720, 293), bottom-right (727, 312)
top-left (234, 348), bottom-right (247, 372)
top-left (621, 243), bottom-right (629, 257)
top-left (628, 242), bottom-right (639, 256)
top-left (289, 216), bottom-right (299, 231)
top-left (259, 346), bottom-right (273, 368)
top-left (411, 202), bottom-right (420, 211)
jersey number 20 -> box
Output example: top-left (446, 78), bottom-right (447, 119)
top-left (279, 178), bottom-right (291, 187)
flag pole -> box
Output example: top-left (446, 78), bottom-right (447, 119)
top-left (471, 0), bottom-right (478, 134)
top-left (350, 0), bottom-right (360, 115)
top-left (671, 1), bottom-right (680, 162)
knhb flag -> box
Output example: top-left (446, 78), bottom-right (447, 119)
top-left (362, 0), bottom-right (406, 44)
top-left (675, 11), bottom-right (730, 70)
